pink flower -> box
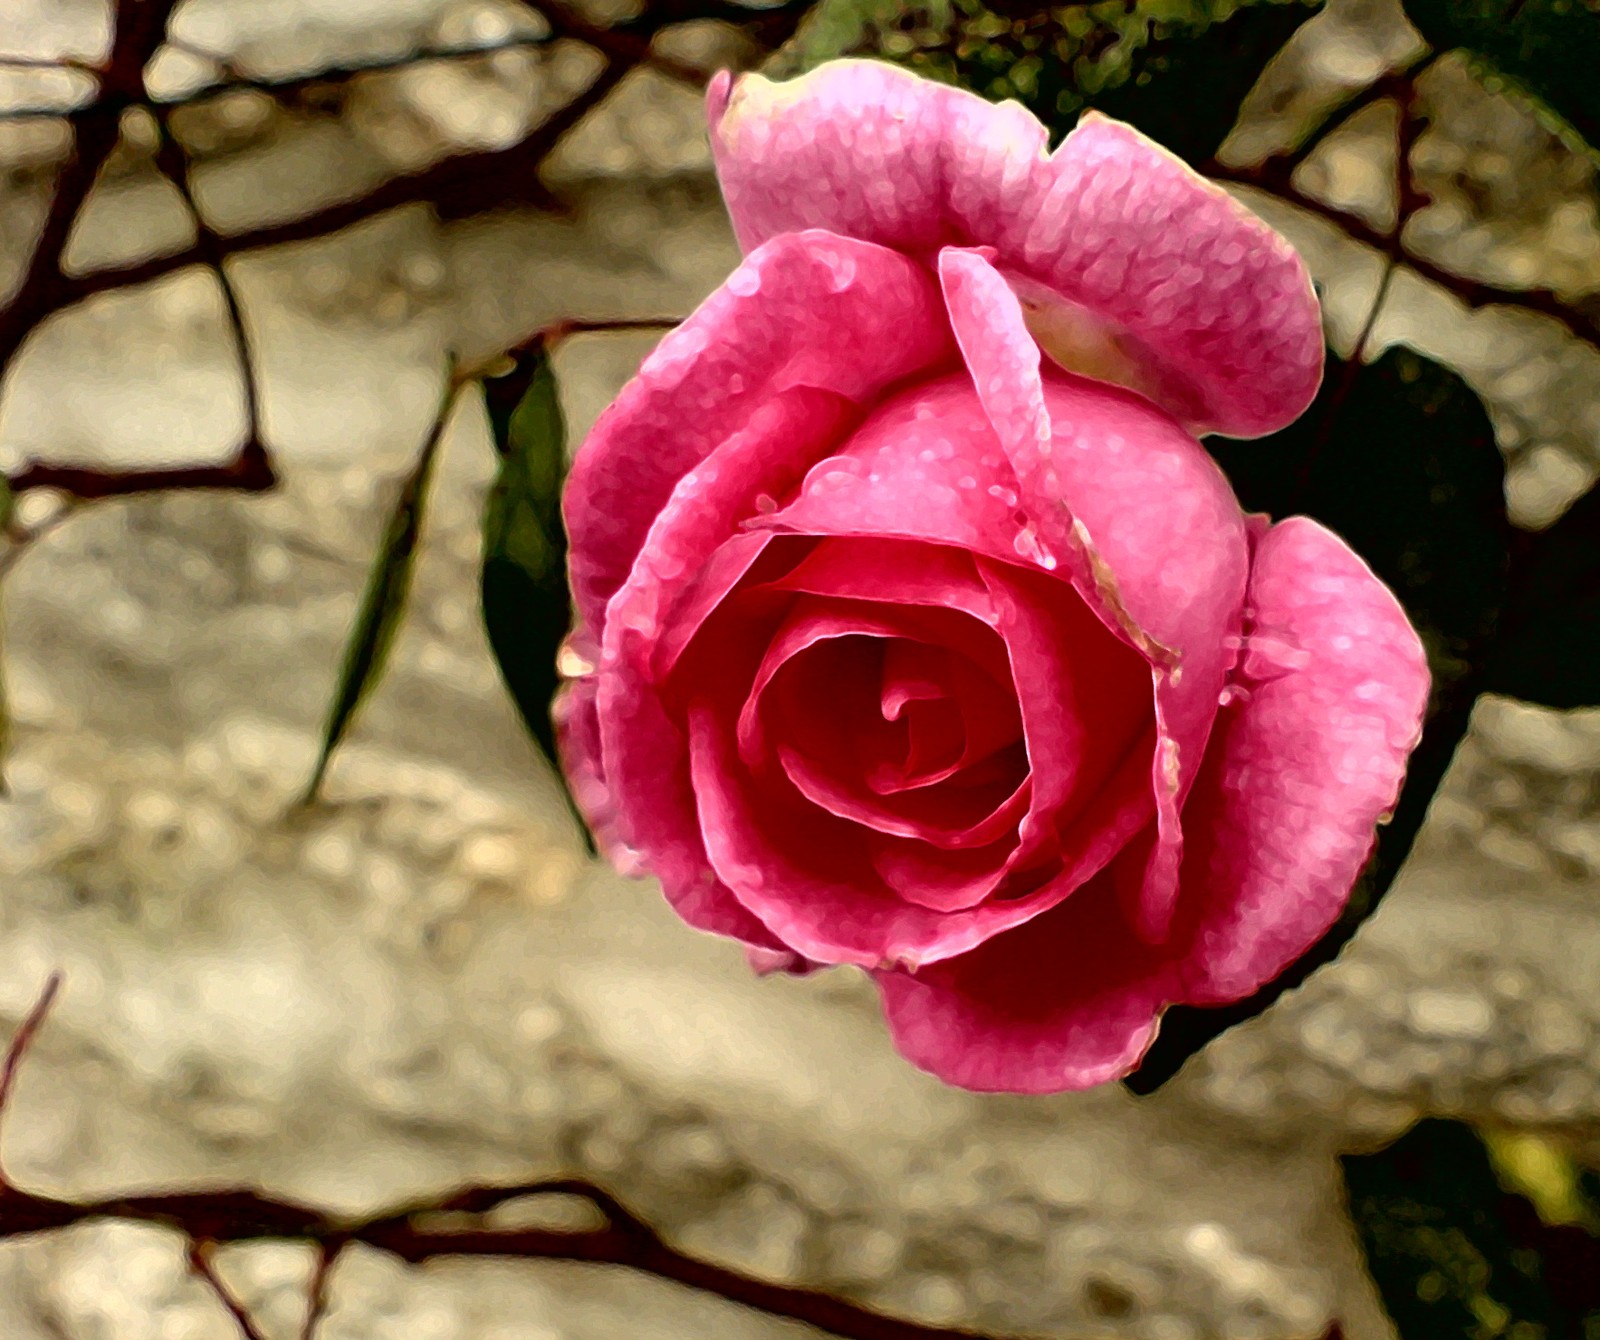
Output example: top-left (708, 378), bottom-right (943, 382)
top-left (558, 60), bottom-right (1430, 1092)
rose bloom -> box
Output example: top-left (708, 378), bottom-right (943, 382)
top-left (557, 60), bottom-right (1430, 1092)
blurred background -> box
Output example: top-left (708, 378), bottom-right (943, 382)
top-left (0, 0), bottom-right (1598, 1336)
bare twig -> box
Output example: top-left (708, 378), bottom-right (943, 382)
top-left (0, 1173), bottom-right (1026, 1340)
top-left (7, 456), bottom-right (276, 501)
top-left (1207, 157), bottom-right (1600, 347)
top-left (0, 504), bottom-right (80, 581)
top-left (1269, 51), bottom-right (1441, 179)
top-left (0, 0), bottom-right (184, 374)
top-left (1291, 77), bottom-right (1428, 507)
top-left (0, 971), bottom-right (63, 1185)
top-left (188, 1240), bottom-right (270, 1340)
top-left (299, 1240), bottom-right (344, 1340)
top-left (0, 983), bottom-right (1034, 1340)
top-left (153, 112), bottom-right (272, 481)
top-left (39, 51), bottom-right (629, 314)
top-left (539, 0), bottom-right (708, 85)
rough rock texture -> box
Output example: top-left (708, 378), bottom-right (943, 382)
top-left (0, 1), bottom-right (1597, 1338)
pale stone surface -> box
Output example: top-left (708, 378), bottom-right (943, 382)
top-left (0, 2), bottom-right (1597, 1338)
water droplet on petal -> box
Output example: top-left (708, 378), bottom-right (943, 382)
top-left (726, 265), bottom-right (762, 297)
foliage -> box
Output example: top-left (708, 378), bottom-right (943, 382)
top-left (1345, 1120), bottom-right (1600, 1339)
top-left (1407, 0), bottom-right (1600, 165)
top-left (303, 371), bottom-right (461, 805)
top-left (796, 0), bottom-right (1318, 161)
top-left (479, 338), bottom-right (596, 847)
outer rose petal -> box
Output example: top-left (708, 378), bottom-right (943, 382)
top-left (1174, 517), bottom-right (1431, 1003)
top-left (707, 60), bottom-right (1321, 437)
top-left (564, 227), bottom-right (953, 642)
top-left (873, 873), bottom-right (1170, 1093)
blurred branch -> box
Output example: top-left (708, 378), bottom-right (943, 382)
top-left (1211, 159), bottom-right (1600, 346)
top-left (0, 0), bottom-right (181, 373)
top-left (1205, 53), bottom-right (1600, 349)
top-left (152, 111), bottom-right (275, 492)
top-left (1273, 52), bottom-right (1440, 179)
top-left (1295, 74), bottom-right (1428, 508)
top-left (188, 1242), bottom-right (271, 1340)
top-left (0, 969), bottom-right (1354, 1340)
top-left (299, 1242), bottom-right (341, 1340)
top-left (0, 0), bottom-right (797, 514)
top-left (0, 976), bottom-right (1047, 1340)
top-left (0, 970), bottom-right (62, 1186)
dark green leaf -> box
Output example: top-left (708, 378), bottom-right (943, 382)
top-left (830, 0), bottom-right (1320, 164)
top-left (1486, 480), bottom-right (1600, 708)
top-left (1344, 1119), bottom-right (1600, 1339)
top-left (1406, 0), bottom-right (1600, 164)
top-left (479, 340), bottom-right (592, 850)
top-left (1126, 346), bottom-right (1510, 1093)
top-left (1087, 2), bottom-right (1319, 164)
top-left (302, 376), bottom-right (459, 805)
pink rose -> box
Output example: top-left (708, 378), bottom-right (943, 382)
top-left (558, 60), bottom-right (1430, 1092)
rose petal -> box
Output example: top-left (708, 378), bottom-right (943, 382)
top-left (565, 227), bottom-right (953, 642)
top-left (873, 873), bottom-right (1171, 1092)
top-left (869, 831), bottom-right (1026, 912)
top-left (939, 247), bottom-right (1248, 943)
top-left (1173, 517), bottom-right (1431, 1003)
top-left (595, 388), bottom-right (853, 949)
top-left (976, 557), bottom-right (1151, 879)
top-left (707, 61), bottom-right (1322, 437)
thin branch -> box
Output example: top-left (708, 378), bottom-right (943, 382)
top-left (0, 1173), bottom-right (1026, 1340)
top-left (0, 972), bottom-right (63, 1185)
top-left (153, 111), bottom-right (271, 480)
top-left (0, 0), bottom-right (760, 126)
top-left (1268, 51), bottom-right (1440, 180)
top-left (299, 1240), bottom-right (343, 1340)
top-left (1292, 80), bottom-right (1426, 508)
top-left (7, 455), bottom-right (276, 500)
top-left (34, 55), bottom-right (630, 315)
top-left (0, 986), bottom-right (1032, 1340)
top-left (0, 36), bottom-right (558, 123)
top-left (0, 503), bottom-right (79, 580)
top-left (188, 1241), bottom-right (270, 1340)
top-left (0, 0), bottom-right (184, 375)
top-left (0, 55), bottom-right (99, 73)
top-left (538, 0), bottom-right (709, 85)
top-left (1207, 156), bottom-right (1600, 348)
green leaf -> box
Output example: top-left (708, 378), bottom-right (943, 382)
top-left (1486, 479), bottom-right (1600, 709)
top-left (1406, 0), bottom-right (1600, 164)
top-left (302, 374), bottom-right (459, 805)
top-left (1087, 2), bottom-right (1320, 164)
top-left (1344, 1119), bottom-right (1600, 1339)
top-left (478, 339), bottom-right (592, 849)
top-left (1125, 346), bottom-right (1510, 1093)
